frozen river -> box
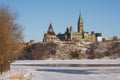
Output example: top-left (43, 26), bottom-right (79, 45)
top-left (1, 60), bottom-right (120, 80)
top-left (11, 60), bottom-right (120, 80)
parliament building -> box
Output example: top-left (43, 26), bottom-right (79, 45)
top-left (43, 14), bottom-right (102, 42)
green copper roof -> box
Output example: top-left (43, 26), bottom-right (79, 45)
top-left (72, 32), bottom-right (82, 36)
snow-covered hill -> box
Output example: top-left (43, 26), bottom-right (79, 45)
top-left (20, 41), bottom-right (120, 60)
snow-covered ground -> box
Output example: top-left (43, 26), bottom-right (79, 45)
top-left (1, 60), bottom-right (120, 80)
top-left (12, 59), bottom-right (120, 65)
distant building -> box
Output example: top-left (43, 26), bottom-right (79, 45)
top-left (96, 33), bottom-right (102, 42)
top-left (43, 13), bottom-right (102, 42)
top-left (43, 23), bottom-right (58, 42)
top-left (30, 40), bottom-right (34, 43)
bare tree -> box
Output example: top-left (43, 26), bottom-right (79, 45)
top-left (0, 5), bottom-right (23, 72)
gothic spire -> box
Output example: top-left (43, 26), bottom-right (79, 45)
top-left (78, 12), bottom-right (84, 33)
top-left (78, 13), bottom-right (83, 23)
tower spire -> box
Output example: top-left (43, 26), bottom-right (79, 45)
top-left (50, 21), bottom-right (52, 25)
top-left (78, 12), bottom-right (84, 33)
top-left (47, 21), bottom-right (56, 35)
top-left (79, 13), bottom-right (83, 23)
top-left (49, 21), bottom-right (53, 29)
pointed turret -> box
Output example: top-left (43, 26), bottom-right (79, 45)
top-left (47, 22), bottom-right (55, 35)
top-left (66, 27), bottom-right (70, 33)
top-left (78, 13), bottom-right (84, 33)
top-left (70, 26), bottom-right (73, 33)
top-left (48, 22), bottom-right (53, 29)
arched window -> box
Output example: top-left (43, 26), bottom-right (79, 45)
top-left (51, 37), bottom-right (53, 40)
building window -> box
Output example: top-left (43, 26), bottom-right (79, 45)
top-left (51, 37), bottom-right (53, 40)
